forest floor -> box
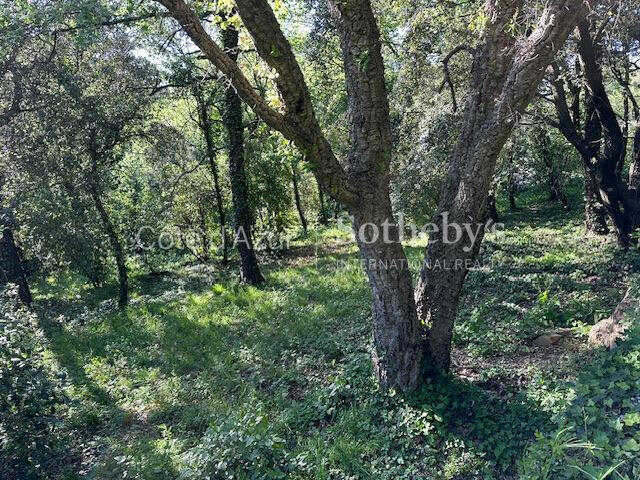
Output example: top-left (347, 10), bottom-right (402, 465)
top-left (34, 187), bottom-right (640, 480)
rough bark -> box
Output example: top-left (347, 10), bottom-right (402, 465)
top-left (325, 0), bottom-right (424, 390)
top-left (0, 228), bottom-right (32, 306)
top-left (291, 160), bottom-right (308, 234)
top-left (222, 24), bottom-right (264, 285)
top-left (584, 173), bottom-right (609, 234)
top-left (415, 0), bottom-right (593, 372)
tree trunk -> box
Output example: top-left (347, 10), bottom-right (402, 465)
top-left (291, 161), bottom-right (308, 234)
top-left (594, 164), bottom-right (634, 248)
top-left (584, 169), bottom-right (609, 235)
top-left (547, 60), bottom-right (618, 237)
top-left (509, 189), bottom-right (517, 211)
top-left (578, 20), bottom-right (635, 248)
top-left (318, 187), bottom-right (328, 226)
top-left (0, 228), bottom-right (32, 306)
top-left (487, 193), bottom-right (499, 223)
top-left (352, 204), bottom-right (424, 391)
top-left (415, 0), bottom-right (590, 373)
top-left (629, 119), bottom-right (640, 190)
top-left (198, 92), bottom-right (230, 264)
top-left (89, 184), bottom-right (128, 308)
top-left (322, 0), bottom-right (425, 390)
top-left (222, 24), bottom-right (264, 285)
top-left (536, 130), bottom-right (567, 206)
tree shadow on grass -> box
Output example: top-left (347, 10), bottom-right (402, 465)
top-left (38, 310), bottom-right (181, 479)
top-left (404, 373), bottom-right (553, 476)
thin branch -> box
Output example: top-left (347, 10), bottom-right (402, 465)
top-left (437, 44), bottom-right (475, 112)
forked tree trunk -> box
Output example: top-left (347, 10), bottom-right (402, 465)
top-left (156, 0), bottom-right (591, 389)
top-left (291, 161), bottom-right (308, 234)
top-left (89, 182), bottom-right (128, 308)
top-left (577, 20), bottom-right (635, 248)
top-left (415, 0), bottom-right (590, 372)
top-left (0, 228), bottom-right (32, 306)
top-left (222, 25), bottom-right (264, 285)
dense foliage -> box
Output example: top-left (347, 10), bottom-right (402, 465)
top-left (1, 0), bottom-right (639, 478)
top-left (0, 287), bottom-right (66, 479)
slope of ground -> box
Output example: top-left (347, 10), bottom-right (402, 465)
top-left (26, 189), bottom-right (640, 479)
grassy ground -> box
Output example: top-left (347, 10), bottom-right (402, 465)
top-left (28, 187), bottom-right (640, 479)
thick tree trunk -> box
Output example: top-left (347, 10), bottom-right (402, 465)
top-left (584, 171), bottom-right (609, 235)
top-left (89, 184), bottom-right (128, 308)
top-left (415, 134), bottom-right (507, 372)
top-left (0, 228), bottom-right (32, 306)
top-left (594, 165), bottom-right (634, 248)
top-left (291, 161), bottom-right (308, 234)
top-left (351, 204), bottom-right (424, 391)
top-left (222, 25), bottom-right (264, 285)
top-left (327, 0), bottom-right (425, 390)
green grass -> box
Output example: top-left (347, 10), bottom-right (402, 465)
top-left (26, 186), bottom-right (640, 479)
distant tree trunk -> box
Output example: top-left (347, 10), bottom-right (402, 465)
top-left (197, 91), bottom-right (230, 264)
top-left (547, 163), bottom-right (569, 210)
top-left (508, 189), bottom-right (517, 211)
top-left (535, 127), bottom-right (568, 207)
top-left (318, 187), bottom-right (328, 225)
top-left (547, 59), bottom-right (614, 237)
top-left (222, 24), bottom-right (264, 285)
top-left (197, 202), bottom-right (212, 263)
top-left (291, 160), bottom-right (308, 234)
top-left (88, 166), bottom-right (128, 308)
top-left (486, 193), bottom-right (499, 223)
top-left (0, 228), bottom-right (32, 306)
top-left (628, 117), bottom-right (640, 190)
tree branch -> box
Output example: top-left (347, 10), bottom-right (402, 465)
top-left (437, 44), bottom-right (475, 112)
top-left (155, 0), bottom-right (359, 206)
